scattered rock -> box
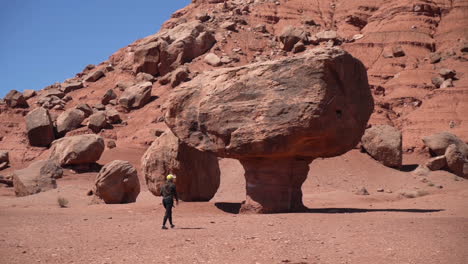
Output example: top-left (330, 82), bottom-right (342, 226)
top-left (221, 21), bottom-right (237, 31)
top-left (102, 89), bottom-right (117, 105)
top-left (115, 81), bottom-right (134, 91)
top-left (22, 90), bottom-right (37, 99)
top-left (4, 90), bottom-right (28, 108)
top-left (376, 188), bottom-right (384, 192)
top-left (439, 68), bottom-right (456, 79)
top-left (88, 111), bottom-right (108, 133)
top-left (141, 130), bottom-right (220, 201)
top-left (75, 104), bottom-right (93, 117)
top-left (431, 76), bottom-right (444, 88)
top-left (361, 125), bottom-right (402, 168)
top-left (429, 53), bottom-right (441, 64)
top-left (422, 132), bottom-right (468, 157)
top-left (93, 103), bottom-right (106, 111)
top-left (93, 160), bottom-right (140, 204)
top-left (253, 24), bottom-right (267, 33)
top-left (171, 67), bottom-right (190, 88)
top-left (136, 72), bottom-right (155, 83)
top-left (204, 53), bottom-right (222, 66)
top-left (50, 134), bottom-right (105, 166)
top-left (355, 187), bottom-right (369, 195)
top-left (445, 144), bottom-right (466, 177)
top-left (425, 155), bottom-right (447, 171)
top-left (25, 107), bottom-right (55, 147)
top-left (118, 82), bottom-right (152, 109)
top-left (84, 70), bottom-right (105, 82)
top-left (12, 160), bottom-right (62, 197)
top-left (392, 46), bottom-right (405, 57)
top-left (280, 26), bottom-right (308, 51)
top-left (56, 109), bottom-right (86, 136)
top-left (107, 140), bottom-right (116, 149)
top-left (61, 82), bottom-right (83, 93)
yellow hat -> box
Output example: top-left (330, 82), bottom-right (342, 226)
top-left (166, 174), bottom-right (175, 180)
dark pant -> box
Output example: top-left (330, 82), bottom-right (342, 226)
top-left (162, 197), bottom-right (174, 226)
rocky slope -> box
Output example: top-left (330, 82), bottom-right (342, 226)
top-left (1, 0), bottom-right (467, 170)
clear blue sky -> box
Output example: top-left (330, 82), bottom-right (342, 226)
top-left (0, 0), bottom-right (191, 98)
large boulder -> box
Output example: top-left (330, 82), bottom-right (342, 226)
top-left (165, 47), bottom-right (373, 213)
top-left (50, 134), bottom-right (105, 166)
top-left (12, 160), bottom-right (62, 197)
top-left (25, 107), bottom-right (55, 147)
top-left (422, 132), bottom-right (468, 157)
top-left (445, 144), bottom-right (467, 177)
top-left (133, 21), bottom-right (216, 76)
top-left (361, 125), bottom-right (402, 168)
top-left (93, 160), bottom-right (140, 203)
top-left (118, 82), bottom-right (152, 109)
top-left (56, 109), bottom-right (85, 136)
top-left (0, 151), bottom-right (9, 170)
top-left (4, 90), bottom-right (28, 108)
top-left (141, 130), bottom-right (220, 201)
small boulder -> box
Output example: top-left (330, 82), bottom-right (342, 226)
top-left (56, 109), bottom-right (85, 136)
top-left (392, 46), bottom-right (405, 57)
top-left (50, 134), bottom-right (105, 166)
top-left (221, 21), bottom-right (237, 31)
top-left (107, 140), bottom-right (116, 149)
top-left (88, 111), bottom-right (108, 133)
top-left (196, 13), bottom-right (211, 22)
top-left (204, 53), bottom-right (222, 66)
top-left (171, 67), bottom-right (190, 87)
top-left (429, 53), bottom-right (441, 64)
top-left (93, 103), bottom-right (106, 111)
top-left (425, 155), bottom-right (447, 171)
top-left (118, 82), bottom-right (152, 109)
top-left (440, 79), bottom-right (453, 88)
top-left (422, 132), bottom-right (468, 157)
top-left (280, 26), bottom-right (308, 51)
top-left (25, 107), bottom-right (55, 147)
top-left (4, 90), bottom-right (28, 108)
top-left (361, 125), bottom-right (402, 168)
top-left (355, 187), bottom-right (369, 195)
top-left (93, 160), bottom-right (140, 204)
top-left (292, 41), bottom-right (306, 53)
top-left (314, 30), bottom-right (340, 45)
top-left (12, 160), bottom-right (62, 197)
top-left (432, 76), bottom-right (444, 88)
top-left (23, 90), bottom-right (37, 99)
top-left (101, 89), bottom-right (117, 105)
top-left (61, 82), bottom-right (83, 93)
top-left (84, 70), bottom-right (105, 82)
top-left (75, 104), bottom-right (93, 117)
top-left (445, 144), bottom-right (466, 177)
top-left (115, 81), bottom-right (134, 91)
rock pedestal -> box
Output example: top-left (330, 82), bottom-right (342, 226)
top-left (240, 157), bottom-right (312, 213)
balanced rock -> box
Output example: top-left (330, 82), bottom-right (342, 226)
top-left (422, 132), bottom-right (468, 157)
top-left (4, 90), bottom-right (28, 108)
top-left (119, 82), bottom-right (152, 109)
top-left (142, 130), bottom-right (220, 201)
top-left (445, 144), bottom-right (467, 177)
top-left (93, 160), bottom-right (140, 203)
top-left (56, 109), bottom-right (85, 136)
top-left (165, 47), bottom-right (373, 213)
top-left (50, 134), bottom-right (105, 166)
top-left (361, 125), bottom-right (402, 168)
top-left (12, 160), bottom-right (62, 197)
top-left (88, 111), bottom-right (108, 133)
top-left (25, 107), bottom-right (55, 147)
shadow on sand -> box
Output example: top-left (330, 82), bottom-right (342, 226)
top-left (214, 202), bottom-right (443, 214)
top-left (399, 164), bottom-right (419, 172)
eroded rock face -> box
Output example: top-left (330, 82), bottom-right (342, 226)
top-left (93, 160), bottom-right (140, 204)
top-left (12, 160), bottom-right (62, 197)
top-left (50, 134), bottom-right (105, 166)
top-left (361, 125), bottom-right (402, 168)
top-left (141, 130), bottom-right (220, 201)
top-left (25, 107), bottom-right (55, 147)
top-left (133, 21), bottom-right (216, 76)
top-left (118, 82), bottom-right (152, 109)
top-left (166, 47), bottom-right (373, 212)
